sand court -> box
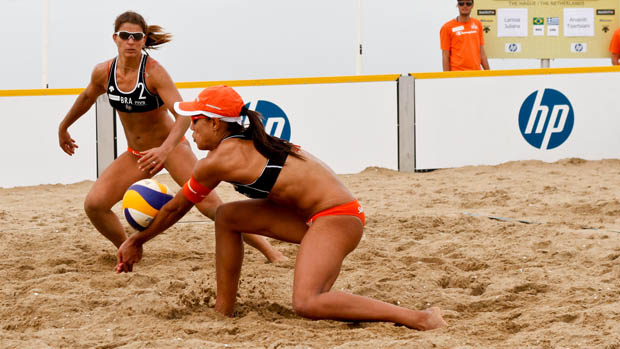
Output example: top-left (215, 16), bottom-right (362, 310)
top-left (1, 158), bottom-right (619, 348)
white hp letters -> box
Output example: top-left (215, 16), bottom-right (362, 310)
top-left (524, 89), bottom-right (570, 150)
top-left (264, 117), bottom-right (285, 138)
top-left (244, 101), bottom-right (287, 139)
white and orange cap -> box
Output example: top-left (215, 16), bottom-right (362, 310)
top-left (174, 85), bottom-right (246, 124)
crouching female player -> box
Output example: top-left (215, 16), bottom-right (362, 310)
top-left (115, 85), bottom-right (446, 330)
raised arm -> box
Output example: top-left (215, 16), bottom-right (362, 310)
top-left (58, 63), bottom-right (108, 155)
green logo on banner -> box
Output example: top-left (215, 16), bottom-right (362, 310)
top-left (533, 17), bottom-right (544, 25)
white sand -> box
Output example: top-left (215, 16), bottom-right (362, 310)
top-left (1, 158), bottom-right (619, 348)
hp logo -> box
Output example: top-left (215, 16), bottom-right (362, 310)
top-left (508, 43), bottom-right (518, 52)
top-left (574, 43), bottom-right (584, 52)
top-left (518, 89), bottom-right (574, 150)
top-left (244, 100), bottom-right (291, 141)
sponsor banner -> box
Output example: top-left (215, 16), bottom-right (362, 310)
top-left (597, 9), bottom-right (615, 15)
top-left (413, 72), bottom-right (620, 169)
top-left (571, 42), bottom-right (588, 53)
top-left (505, 42), bottom-right (522, 53)
top-left (0, 80), bottom-right (399, 187)
top-left (2, 80), bottom-right (398, 188)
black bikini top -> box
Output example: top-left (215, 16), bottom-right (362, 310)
top-left (225, 134), bottom-right (288, 199)
top-left (106, 53), bottom-right (164, 113)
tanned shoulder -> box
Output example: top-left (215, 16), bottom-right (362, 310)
top-left (86, 61), bottom-right (112, 97)
top-left (144, 57), bottom-right (176, 97)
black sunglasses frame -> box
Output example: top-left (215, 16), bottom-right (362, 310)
top-left (458, 1), bottom-right (473, 6)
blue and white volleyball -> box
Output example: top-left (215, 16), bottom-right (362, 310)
top-left (122, 179), bottom-right (173, 231)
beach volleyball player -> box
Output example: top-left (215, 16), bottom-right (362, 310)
top-left (115, 85), bottom-right (447, 330)
top-left (57, 11), bottom-right (284, 263)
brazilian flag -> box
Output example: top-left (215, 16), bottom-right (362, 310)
top-left (533, 17), bottom-right (544, 25)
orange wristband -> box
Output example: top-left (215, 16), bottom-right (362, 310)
top-left (182, 176), bottom-right (212, 204)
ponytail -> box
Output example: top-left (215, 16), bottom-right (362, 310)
top-left (226, 110), bottom-right (303, 160)
top-left (144, 25), bottom-right (172, 50)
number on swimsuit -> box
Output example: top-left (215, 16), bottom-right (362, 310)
top-left (137, 82), bottom-right (147, 100)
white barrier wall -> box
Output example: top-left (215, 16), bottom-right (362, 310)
top-left (0, 78), bottom-right (398, 188)
top-left (0, 95), bottom-right (97, 188)
top-left (114, 81), bottom-right (399, 175)
top-left (5, 68), bottom-right (619, 188)
top-left (413, 69), bottom-right (620, 170)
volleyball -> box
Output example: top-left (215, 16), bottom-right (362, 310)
top-left (122, 179), bottom-right (173, 231)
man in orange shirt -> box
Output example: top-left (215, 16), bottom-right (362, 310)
top-left (440, 0), bottom-right (490, 71)
top-left (609, 27), bottom-right (620, 65)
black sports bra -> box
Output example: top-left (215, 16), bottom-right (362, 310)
top-left (225, 134), bottom-right (288, 199)
top-left (106, 54), bottom-right (164, 113)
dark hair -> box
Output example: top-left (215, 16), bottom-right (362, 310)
top-left (114, 11), bottom-right (172, 50)
top-left (225, 110), bottom-right (304, 160)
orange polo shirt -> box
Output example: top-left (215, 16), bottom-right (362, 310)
top-left (609, 28), bottom-right (620, 54)
top-left (440, 18), bottom-right (484, 71)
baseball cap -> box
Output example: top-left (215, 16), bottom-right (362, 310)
top-left (174, 85), bottom-right (245, 123)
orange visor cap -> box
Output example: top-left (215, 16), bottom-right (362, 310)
top-left (174, 85), bottom-right (245, 122)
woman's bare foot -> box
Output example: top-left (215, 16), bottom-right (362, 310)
top-left (266, 250), bottom-right (288, 263)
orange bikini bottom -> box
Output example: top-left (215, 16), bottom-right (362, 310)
top-left (306, 200), bottom-right (365, 226)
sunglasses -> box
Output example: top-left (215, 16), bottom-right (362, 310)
top-left (115, 31), bottom-right (145, 41)
top-left (191, 115), bottom-right (209, 123)
top-left (458, 1), bottom-right (473, 6)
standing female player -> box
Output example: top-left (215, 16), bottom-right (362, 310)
top-left (57, 11), bottom-right (284, 263)
top-left (115, 85), bottom-right (447, 330)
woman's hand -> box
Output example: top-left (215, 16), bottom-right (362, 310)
top-left (115, 237), bottom-right (143, 273)
top-left (58, 128), bottom-right (78, 156)
top-left (137, 146), bottom-right (168, 174)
